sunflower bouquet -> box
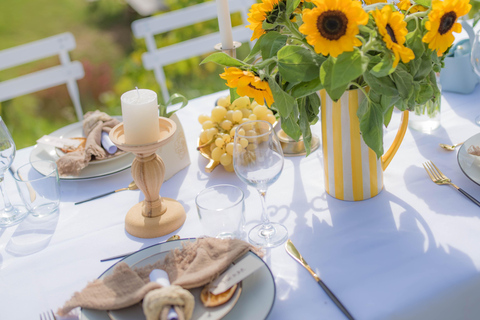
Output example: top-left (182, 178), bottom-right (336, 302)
top-left (202, 0), bottom-right (472, 156)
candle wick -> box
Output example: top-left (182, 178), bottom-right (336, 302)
top-left (135, 87), bottom-right (140, 100)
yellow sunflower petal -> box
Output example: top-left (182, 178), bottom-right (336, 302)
top-left (299, 0), bottom-right (368, 57)
top-left (422, 0), bottom-right (472, 55)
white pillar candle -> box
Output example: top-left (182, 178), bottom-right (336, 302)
top-left (216, 0), bottom-right (234, 50)
top-left (121, 89), bottom-right (161, 145)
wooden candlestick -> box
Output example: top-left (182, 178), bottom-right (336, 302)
top-left (109, 117), bottom-right (186, 238)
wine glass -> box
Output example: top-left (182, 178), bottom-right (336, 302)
top-left (0, 117), bottom-right (28, 227)
top-left (233, 120), bottom-right (288, 247)
top-left (470, 29), bottom-right (480, 126)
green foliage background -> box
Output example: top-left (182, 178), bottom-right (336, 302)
top-left (0, 0), bottom-right (249, 149)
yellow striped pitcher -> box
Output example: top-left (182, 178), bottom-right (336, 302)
top-left (320, 88), bottom-right (409, 201)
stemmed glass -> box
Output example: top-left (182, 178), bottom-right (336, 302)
top-left (0, 117), bottom-right (27, 227)
top-left (233, 120), bottom-right (288, 247)
top-left (470, 29), bottom-right (480, 126)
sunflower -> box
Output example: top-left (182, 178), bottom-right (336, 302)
top-left (364, 0), bottom-right (387, 5)
top-left (247, 0), bottom-right (281, 41)
top-left (371, 6), bottom-right (415, 68)
top-left (220, 67), bottom-right (274, 107)
top-left (397, 0), bottom-right (427, 13)
top-left (422, 0), bottom-right (471, 56)
top-left (299, 0), bottom-right (369, 57)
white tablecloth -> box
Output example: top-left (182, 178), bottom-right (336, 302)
top-left (1, 87), bottom-right (480, 320)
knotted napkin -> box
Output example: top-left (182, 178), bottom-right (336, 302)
top-left (56, 110), bottom-right (121, 176)
top-left (57, 238), bottom-right (262, 319)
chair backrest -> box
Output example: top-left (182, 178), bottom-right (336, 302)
top-left (0, 32), bottom-right (85, 120)
top-left (131, 0), bottom-right (255, 101)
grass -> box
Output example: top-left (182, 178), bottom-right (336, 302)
top-left (0, 0), bottom-right (137, 148)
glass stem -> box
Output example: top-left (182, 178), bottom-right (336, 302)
top-left (258, 190), bottom-right (274, 238)
top-left (0, 175), bottom-right (13, 213)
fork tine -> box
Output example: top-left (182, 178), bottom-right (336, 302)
top-left (423, 162), bottom-right (436, 181)
top-left (430, 161), bottom-right (448, 179)
top-left (426, 161), bottom-right (441, 180)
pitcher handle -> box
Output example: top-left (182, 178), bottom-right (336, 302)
top-left (381, 110), bottom-right (409, 170)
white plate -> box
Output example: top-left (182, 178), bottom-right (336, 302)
top-left (30, 120), bottom-right (135, 180)
top-left (458, 132), bottom-right (480, 185)
top-left (80, 239), bottom-right (275, 320)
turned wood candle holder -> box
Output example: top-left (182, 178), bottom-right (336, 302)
top-left (109, 117), bottom-right (186, 238)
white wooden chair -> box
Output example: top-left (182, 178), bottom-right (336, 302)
top-left (131, 0), bottom-right (255, 101)
top-left (0, 32), bottom-right (85, 120)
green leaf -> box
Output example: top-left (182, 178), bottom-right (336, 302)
top-left (286, 0), bottom-right (302, 16)
top-left (358, 100), bottom-right (384, 158)
top-left (229, 87), bottom-right (240, 104)
top-left (415, 0), bottom-right (431, 7)
top-left (268, 77), bottom-right (295, 117)
top-left (260, 31), bottom-right (288, 60)
top-left (291, 78), bottom-right (324, 98)
top-left (391, 66), bottom-right (414, 100)
top-left (244, 37), bottom-right (263, 62)
top-left (306, 92), bottom-right (321, 123)
top-left (406, 27), bottom-right (425, 59)
top-left (363, 71), bottom-right (398, 97)
top-left (383, 105), bottom-right (394, 127)
top-left (299, 101), bottom-right (312, 155)
top-left (320, 50), bottom-right (368, 100)
top-left (416, 83), bottom-right (434, 104)
top-left (277, 45), bottom-right (321, 83)
top-left (370, 53), bottom-right (395, 77)
top-left (281, 106), bottom-right (302, 141)
top-left (414, 55), bottom-right (433, 80)
top-left (200, 52), bottom-right (247, 67)
top-left (163, 93), bottom-right (188, 118)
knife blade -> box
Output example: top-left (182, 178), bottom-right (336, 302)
top-left (285, 239), bottom-right (355, 320)
top-left (100, 235), bottom-right (180, 262)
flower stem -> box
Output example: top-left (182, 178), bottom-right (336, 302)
top-left (349, 82), bottom-right (371, 103)
top-left (283, 18), bottom-right (315, 51)
top-left (405, 11), bottom-right (428, 22)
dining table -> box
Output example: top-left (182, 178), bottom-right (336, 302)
top-left (1, 84), bottom-right (480, 320)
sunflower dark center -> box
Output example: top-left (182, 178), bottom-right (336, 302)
top-left (438, 11), bottom-right (457, 35)
top-left (248, 83), bottom-right (266, 92)
top-left (317, 10), bottom-right (348, 41)
top-left (386, 24), bottom-right (397, 43)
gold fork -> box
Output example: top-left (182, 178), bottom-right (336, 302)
top-left (423, 161), bottom-right (480, 207)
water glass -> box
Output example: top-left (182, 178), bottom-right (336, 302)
top-left (14, 160), bottom-right (60, 217)
top-left (195, 184), bottom-right (245, 239)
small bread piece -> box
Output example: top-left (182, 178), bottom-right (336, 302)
top-left (200, 283), bottom-right (238, 307)
top-left (60, 137), bottom-right (86, 153)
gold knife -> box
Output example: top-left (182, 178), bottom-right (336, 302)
top-left (285, 239), bottom-right (355, 320)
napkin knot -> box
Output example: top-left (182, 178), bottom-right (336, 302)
top-left (143, 285), bottom-right (194, 320)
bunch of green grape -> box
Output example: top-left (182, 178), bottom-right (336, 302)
top-left (198, 96), bottom-right (276, 172)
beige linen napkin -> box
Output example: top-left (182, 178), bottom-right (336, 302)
top-left (58, 238), bottom-right (262, 318)
top-left (468, 145), bottom-right (480, 156)
top-left (56, 111), bottom-right (120, 176)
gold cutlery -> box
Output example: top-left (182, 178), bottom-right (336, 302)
top-left (423, 161), bottom-right (480, 207)
top-left (439, 142), bottom-right (463, 151)
top-left (74, 181), bottom-right (138, 205)
top-left (100, 234), bottom-right (180, 262)
top-left (285, 239), bottom-right (355, 320)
